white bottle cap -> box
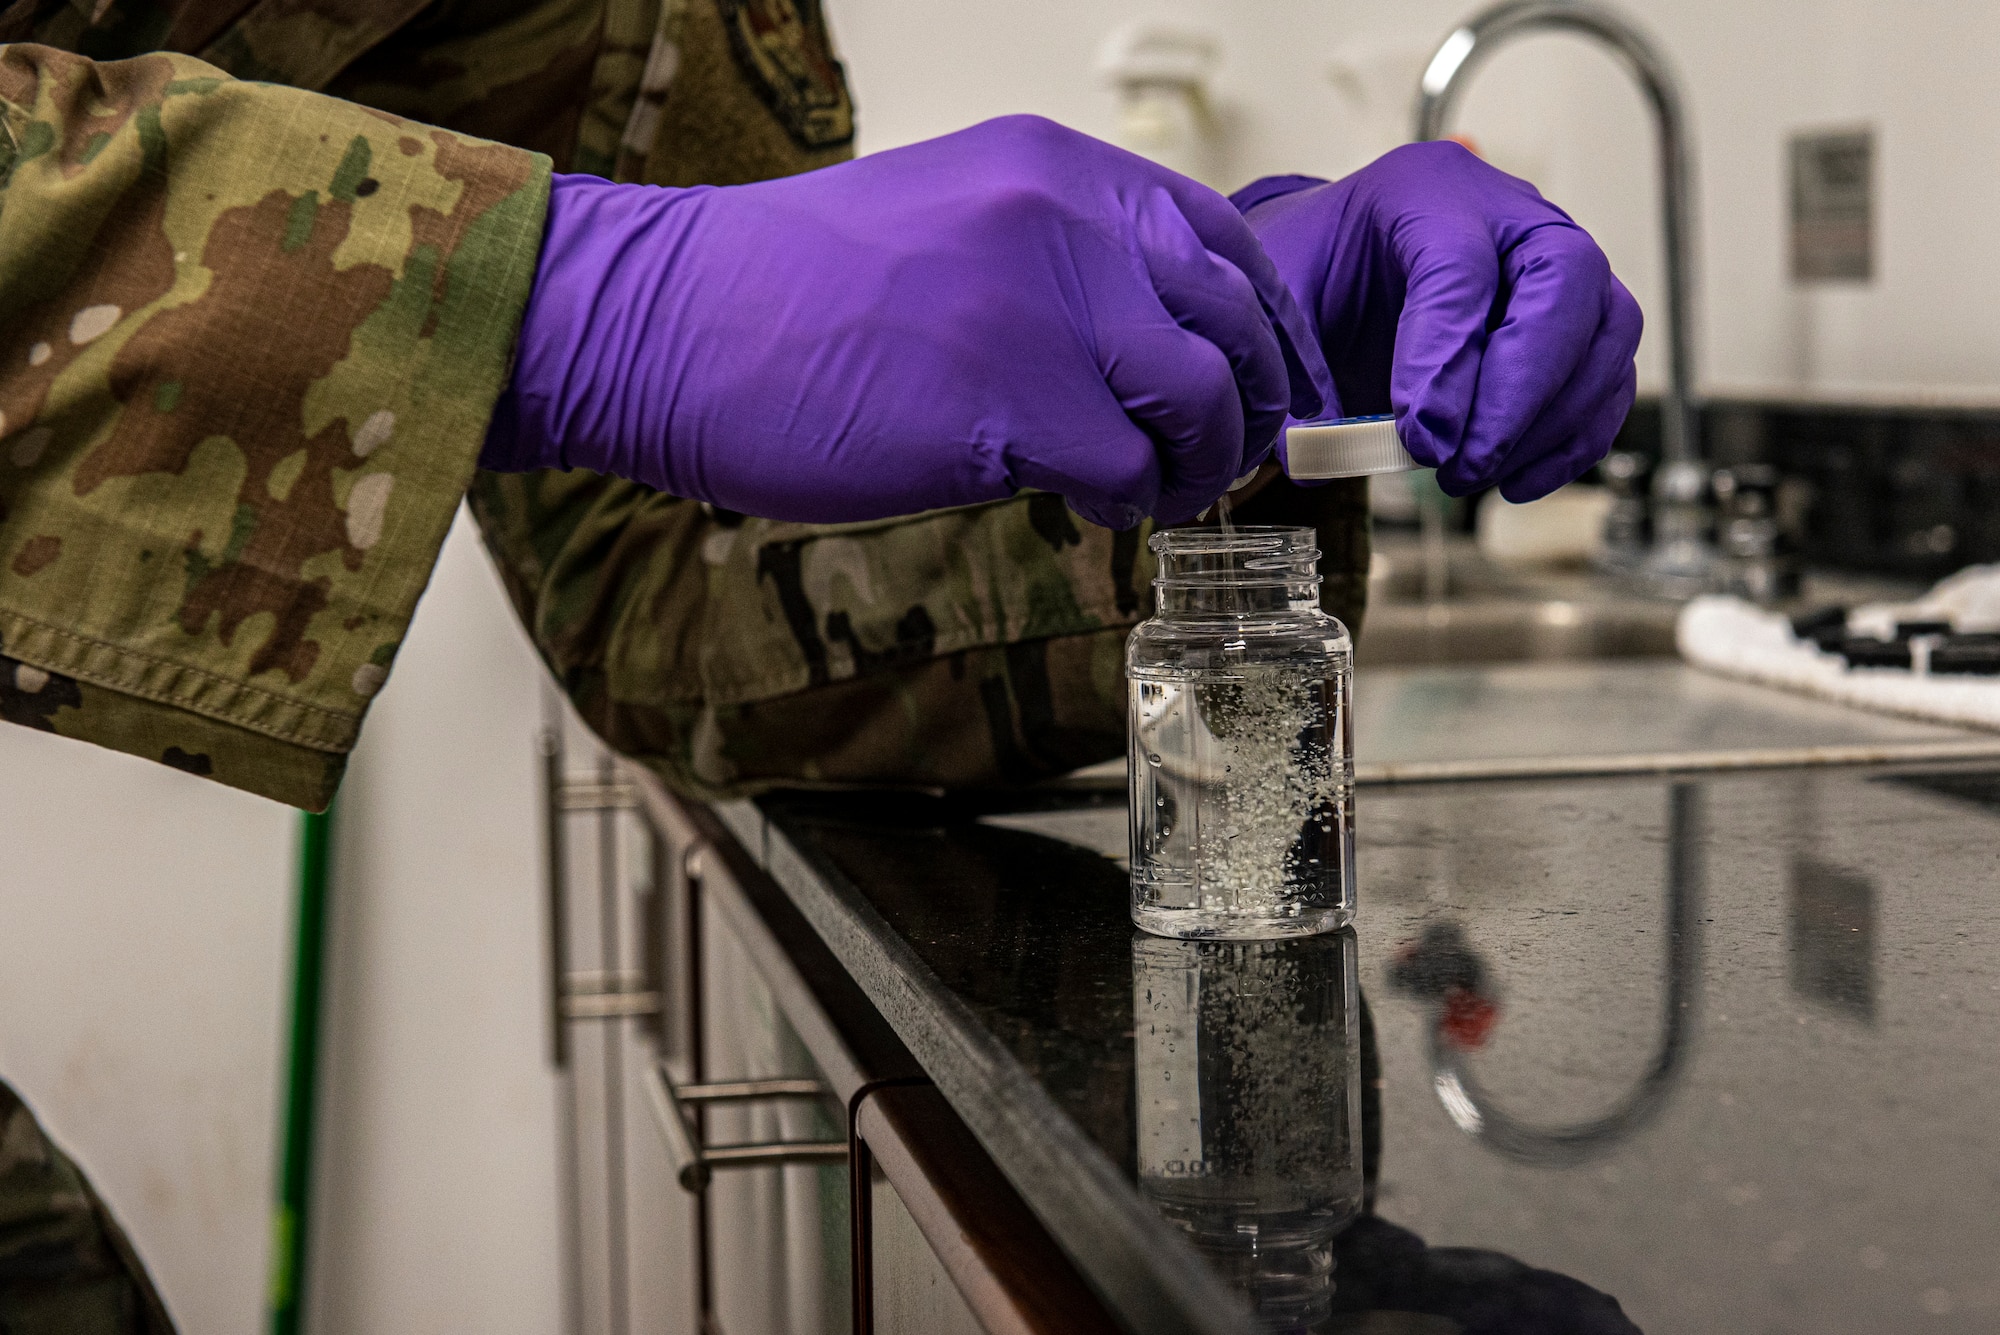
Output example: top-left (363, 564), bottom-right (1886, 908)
top-left (1283, 414), bottom-right (1418, 480)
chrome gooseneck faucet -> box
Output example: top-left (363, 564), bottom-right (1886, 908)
top-left (1413, 1), bottom-right (1711, 586)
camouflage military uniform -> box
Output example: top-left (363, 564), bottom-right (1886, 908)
top-left (1, 0), bottom-right (1366, 1323)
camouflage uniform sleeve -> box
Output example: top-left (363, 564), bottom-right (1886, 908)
top-left (0, 43), bottom-right (550, 809)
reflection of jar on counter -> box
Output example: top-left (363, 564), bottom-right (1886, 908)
top-left (1133, 930), bottom-right (1364, 1330)
top-left (1127, 526), bottom-right (1355, 939)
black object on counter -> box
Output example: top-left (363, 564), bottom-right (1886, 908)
top-left (1836, 638), bottom-right (1913, 668)
top-left (1790, 605), bottom-right (1848, 641)
top-left (1930, 638), bottom-right (2000, 675)
top-left (1331, 1217), bottom-right (1640, 1335)
top-left (1791, 606), bottom-right (1854, 652)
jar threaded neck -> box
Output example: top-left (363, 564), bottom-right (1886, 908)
top-left (1151, 525), bottom-right (1321, 613)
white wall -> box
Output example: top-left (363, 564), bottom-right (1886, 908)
top-left (0, 511), bottom-right (561, 1334)
top-left (0, 712), bottom-right (291, 1335)
top-left (832, 0), bottom-right (2000, 404)
top-left (301, 509), bottom-right (563, 1335)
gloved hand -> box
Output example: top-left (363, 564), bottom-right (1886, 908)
top-left (481, 116), bottom-right (1329, 529)
top-left (1233, 141), bottom-right (1643, 502)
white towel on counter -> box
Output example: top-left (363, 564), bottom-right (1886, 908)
top-left (1677, 563), bottom-right (2000, 732)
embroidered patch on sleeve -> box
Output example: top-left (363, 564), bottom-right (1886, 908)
top-left (715, 0), bottom-right (854, 150)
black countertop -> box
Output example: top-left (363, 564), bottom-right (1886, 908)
top-left (716, 665), bottom-right (2000, 1334)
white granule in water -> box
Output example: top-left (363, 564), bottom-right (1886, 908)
top-left (1184, 666), bottom-right (1339, 912)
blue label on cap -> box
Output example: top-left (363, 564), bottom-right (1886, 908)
top-left (1292, 413), bottom-right (1396, 428)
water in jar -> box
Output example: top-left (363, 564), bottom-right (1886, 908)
top-left (1131, 664), bottom-right (1352, 937)
top-left (1127, 526), bottom-right (1354, 939)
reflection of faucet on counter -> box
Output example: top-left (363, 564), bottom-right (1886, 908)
top-left (1786, 774), bottom-right (1877, 1023)
top-left (1389, 784), bottom-right (1704, 1165)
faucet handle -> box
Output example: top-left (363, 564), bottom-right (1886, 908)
top-left (1714, 464), bottom-right (1802, 603)
top-left (1600, 450), bottom-right (1652, 498)
top-left (1651, 457), bottom-right (1712, 507)
top-left (1594, 451), bottom-right (1654, 569)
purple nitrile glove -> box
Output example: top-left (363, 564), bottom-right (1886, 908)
top-left (481, 116), bottom-right (1330, 529)
top-left (1232, 142), bottom-right (1643, 503)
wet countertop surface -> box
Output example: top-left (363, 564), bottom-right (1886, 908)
top-left (718, 663), bottom-right (2000, 1334)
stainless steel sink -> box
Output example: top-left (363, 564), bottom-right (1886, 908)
top-left (1365, 535), bottom-right (1523, 603)
top-left (1354, 535), bottom-right (1928, 667)
top-left (1359, 597), bottom-right (1680, 665)
top-left (1358, 536), bottom-right (1679, 666)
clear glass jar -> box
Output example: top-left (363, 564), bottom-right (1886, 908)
top-left (1127, 526), bottom-right (1354, 939)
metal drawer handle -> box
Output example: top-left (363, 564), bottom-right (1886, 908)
top-left (559, 970), bottom-right (662, 1020)
top-left (643, 1062), bottom-right (847, 1192)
